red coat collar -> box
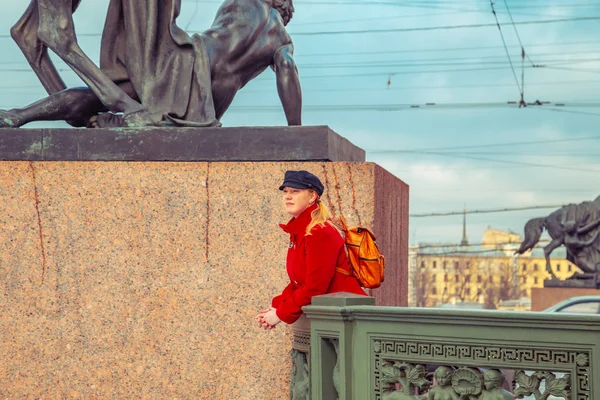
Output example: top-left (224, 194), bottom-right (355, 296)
top-left (279, 203), bottom-right (319, 235)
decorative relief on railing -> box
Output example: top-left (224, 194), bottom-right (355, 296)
top-left (292, 332), bottom-right (311, 352)
top-left (514, 371), bottom-right (571, 399)
top-left (372, 340), bottom-right (591, 400)
top-left (290, 349), bottom-right (310, 400)
top-left (329, 339), bottom-right (341, 400)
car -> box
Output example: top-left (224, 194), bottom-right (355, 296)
top-left (542, 296), bottom-right (600, 314)
top-left (437, 302), bottom-right (497, 310)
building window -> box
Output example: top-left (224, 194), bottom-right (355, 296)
top-left (533, 263), bottom-right (539, 271)
top-left (466, 261), bottom-right (471, 268)
top-left (443, 261), bottom-right (447, 270)
top-left (489, 276), bottom-right (493, 283)
top-left (521, 276), bottom-right (527, 283)
top-left (432, 287), bottom-right (437, 295)
top-left (465, 288), bottom-right (471, 296)
top-left (522, 263), bottom-right (527, 272)
top-left (465, 274), bottom-right (471, 282)
top-left (420, 261), bottom-right (425, 269)
top-left (477, 275), bottom-right (482, 283)
top-left (454, 261), bottom-right (459, 269)
top-left (556, 264), bottom-right (561, 272)
top-left (444, 274), bottom-right (448, 282)
top-left (455, 274), bottom-right (460, 283)
top-left (433, 261), bottom-right (437, 269)
top-left (432, 274), bottom-right (437, 282)
top-left (534, 277), bottom-right (539, 284)
top-left (568, 264), bottom-right (572, 272)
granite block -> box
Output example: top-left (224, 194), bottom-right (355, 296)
top-left (531, 287), bottom-right (600, 311)
top-left (0, 161), bottom-right (407, 398)
top-left (0, 126), bottom-right (365, 162)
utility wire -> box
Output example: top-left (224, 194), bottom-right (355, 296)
top-left (2, 55), bottom-right (599, 71)
top-left (287, 16), bottom-right (600, 36)
top-left (417, 240), bottom-right (550, 249)
top-left (392, 150), bottom-right (600, 173)
top-left (490, 0), bottom-right (524, 105)
top-left (410, 205), bottom-right (565, 218)
top-left (502, 0), bottom-right (536, 66)
top-left (533, 107), bottom-right (600, 117)
top-left (185, 0), bottom-right (200, 30)
top-left (1, 17), bottom-right (597, 38)
top-left (297, 40), bottom-right (600, 58)
top-left (368, 134), bottom-right (600, 153)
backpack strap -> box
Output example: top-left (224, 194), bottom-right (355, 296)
top-left (339, 215), bottom-right (349, 233)
top-left (335, 266), bottom-right (352, 276)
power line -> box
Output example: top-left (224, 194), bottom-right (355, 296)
top-left (368, 135), bottom-right (600, 153)
top-left (493, 0), bottom-right (524, 103)
top-left (237, 79), bottom-right (600, 95)
top-left (288, 16), bottom-right (600, 36)
top-left (4, 16), bottom-right (587, 38)
top-left (297, 40), bottom-right (600, 58)
top-left (3, 54), bottom-right (599, 72)
top-left (386, 149), bottom-right (600, 173)
top-left (417, 240), bottom-right (549, 250)
top-left (295, 56), bottom-right (600, 70)
top-left (502, 0), bottom-right (536, 67)
top-left (533, 107), bottom-right (600, 117)
top-left (542, 66), bottom-right (600, 75)
top-left (410, 204), bottom-right (565, 218)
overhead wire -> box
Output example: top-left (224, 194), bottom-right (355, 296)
top-left (368, 135), bottom-right (600, 153)
top-left (297, 40), bottom-right (600, 58)
top-left (410, 205), bottom-right (566, 218)
top-left (286, 16), bottom-right (600, 36)
top-left (490, 0), bottom-right (524, 105)
top-left (389, 150), bottom-right (600, 173)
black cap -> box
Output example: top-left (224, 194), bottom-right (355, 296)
top-left (279, 170), bottom-right (324, 196)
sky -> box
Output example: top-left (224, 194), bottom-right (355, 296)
top-left (1, 0), bottom-right (599, 246)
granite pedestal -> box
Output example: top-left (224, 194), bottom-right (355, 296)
top-left (531, 287), bottom-right (600, 311)
top-left (0, 126), bottom-right (408, 399)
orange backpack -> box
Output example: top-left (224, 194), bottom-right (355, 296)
top-left (335, 215), bottom-right (385, 289)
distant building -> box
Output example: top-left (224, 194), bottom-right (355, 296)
top-left (408, 227), bottom-right (579, 308)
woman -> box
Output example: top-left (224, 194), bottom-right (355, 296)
top-left (257, 170), bottom-right (366, 330)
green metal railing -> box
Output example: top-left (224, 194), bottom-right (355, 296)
top-left (292, 293), bottom-right (599, 400)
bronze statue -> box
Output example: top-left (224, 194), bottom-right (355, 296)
top-left (516, 195), bottom-right (600, 281)
top-left (1, 0), bottom-right (300, 128)
top-left (7, 0), bottom-right (154, 127)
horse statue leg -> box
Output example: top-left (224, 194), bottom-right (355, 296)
top-left (543, 239), bottom-right (562, 280)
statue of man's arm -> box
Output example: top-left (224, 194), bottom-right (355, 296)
top-left (577, 216), bottom-right (600, 235)
top-left (273, 44), bottom-right (302, 126)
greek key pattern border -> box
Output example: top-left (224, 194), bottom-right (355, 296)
top-left (371, 339), bottom-right (591, 400)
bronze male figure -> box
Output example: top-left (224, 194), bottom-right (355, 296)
top-left (0, 0), bottom-right (301, 128)
top-left (9, 0), bottom-right (154, 127)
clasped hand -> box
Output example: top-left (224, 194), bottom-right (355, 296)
top-left (257, 306), bottom-right (281, 330)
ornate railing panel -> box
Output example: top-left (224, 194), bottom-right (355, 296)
top-left (302, 294), bottom-right (599, 400)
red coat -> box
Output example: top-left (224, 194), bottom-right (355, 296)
top-left (272, 204), bottom-right (366, 324)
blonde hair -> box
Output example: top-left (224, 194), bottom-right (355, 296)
top-left (305, 194), bottom-right (332, 236)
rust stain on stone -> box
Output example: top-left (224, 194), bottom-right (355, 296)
top-left (205, 162), bottom-right (210, 262)
top-left (346, 164), bottom-right (362, 226)
top-left (331, 164), bottom-right (343, 216)
top-left (28, 161), bottom-right (47, 285)
top-left (320, 164), bottom-right (336, 217)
